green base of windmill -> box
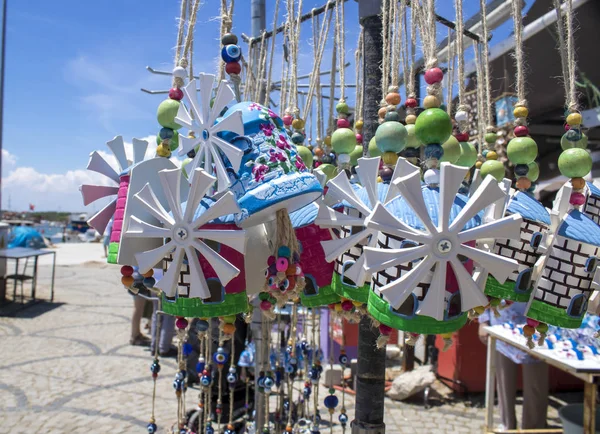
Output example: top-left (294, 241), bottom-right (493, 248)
top-left (162, 290), bottom-right (249, 318)
top-left (332, 272), bottom-right (370, 305)
top-left (484, 275), bottom-right (532, 303)
top-left (107, 242), bottom-right (119, 264)
top-left (527, 299), bottom-right (583, 329)
top-left (368, 290), bottom-right (467, 334)
top-left (299, 283), bottom-right (340, 307)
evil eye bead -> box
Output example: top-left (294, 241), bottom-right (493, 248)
top-left (276, 257), bottom-right (289, 272)
top-left (147, 422), bottom-right (158, 433)
top-left (268, 276), bottom-right (276, 287)
top-left (264, 376), bottom-right (275, 389)
top-left (227, 372), bottom-right (238, 384)
top-left (221, 44), bottom-right (242, 62)
top-left (339, 354), bottom-right (348, 365)
top-left (213, 347), bottom-right (229, 365)
top-left (200, 375), bottom-right (212, 386)
top-left (339, 413), bottom-right (349, 424)
top-left (303, 387), bottom-right (311, 397)
top-left (285, 364), bottom-right (295, 373)
top-left (279, 279), bottom-right (290, 292)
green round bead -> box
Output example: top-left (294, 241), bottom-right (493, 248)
top-left (296, 145), bottom-right (313, 168)
top-left (480, 160), bottom-right (505, 182)
top-left (349, 144), bottom-right (364, 167)
top-left (560, 132), bottom-right (588, 151)
top-left (484, 132), bottom-right (498, 144)
top-left (336, 102), bottom-right (350, 114)
top-left (331, 128), bottom-right (357, 155)
top-left (558, 148), bottom-right (592, 178)
top-left (404, 124), bottom-right (421, 149)
top-left (506, 136), bottom-right (538, 165)
top-left (414, 108), bottom-right (453, 146)
top-left (368, 137), bottom-right (382, 157)
top-left (315, 163), bottom-right (338, 181)
top-left (157, 133), bottom-right (179, 151)
top-left (181, 157), bottom-right (193, 178)
top-left (375, 121), bottom-right (407, 153)
top-left (258, 292), bottom-right (270, 301)
top-left (455, 142), bottom-right (478, 168)
top-left (527, 162), bottom-right (540, 182)
top-left (157, 99), bottom-right (182, 130)
top-left (440, 135), bottom-right (461, 164)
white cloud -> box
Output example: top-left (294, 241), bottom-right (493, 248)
top-left (2, 136), bottom-right (181, 212)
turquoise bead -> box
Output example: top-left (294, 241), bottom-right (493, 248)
top-left (507, 137), bottom-right (537, 164)
top-left (480, 160), bottom-right (505, 182)
top-left (558, 148), bottom-right (592, 178)
top-left (440, 135), bottom-right (461, 164)
top-left (414, 108), bottom-right (452, 146)
top-left (331, 128), bottom-right (357, 155)
top-left (375, 121), bottom-right (407, 153)
top-left (157, 99), bottom-right (182, 130)
top-left (455, 142), bottom-right (478, 168)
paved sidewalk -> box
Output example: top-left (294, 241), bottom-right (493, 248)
top-left (0, 262), bottom-right (568, 433)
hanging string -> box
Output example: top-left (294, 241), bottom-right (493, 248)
top-left (280, 26), bottom-right (289, 110)
top-left (227, 336), bottom-right (236, 429)
top-left (286, 0), bottom-right (304, 115)
top-left (173, 0), bottom-right (188, 87)
top-left (446, 29), bottom-right (455, 116)
top-left (335, 0), bottom-right (346, 101)
top-left (355, 28), bottom-right (364, 121)
top-left (179, 0), bottom-right (201, 70)
top-left (253, 31), bottom-right (268, 103)
top-left (510, 0), bottom-right (527, 107)
top-left (479, 0), bottom-right (492, 127)
top-left (380, 0), bottom-right (390, 96)
top-left (390, 0), bottom-right (401, 88)
top-left (554, 0), bottom-right (578, 112)
top-left (327, 14), bottom-right (338, 135)
top-left (264, 0), bottom-right (282, 106)
top-left (399, 0), bottom-right (409, 95)
top-left (218, 0), bottom-right (235, 82)
top-left (415, 0), bottom-right (441, 101)
top-left (454, 0), bottom-right (467, 108)
top-left (473, 42), bottom-right (486, 153)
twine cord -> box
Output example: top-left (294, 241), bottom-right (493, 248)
top-left (355, 28), bottom-right (364, 121)
top-left (336, 0), bottom-right (346, 101)
top-left (264, 0), bottom-right (282, 106)
top-left (479, 0), bottom-right (493, 127)
top-left (510, 0), bottom-right (527, 107)
top-left (554, 0), bottom-right (579, 112)
top-left (446, 28), bottom-right (455, 115)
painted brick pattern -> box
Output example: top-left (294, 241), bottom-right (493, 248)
top-left (584, 195), bottom-right (600, 225)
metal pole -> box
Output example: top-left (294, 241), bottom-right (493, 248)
top-left (352, 2), bottom-right (386, 433)
top-left (0, 0), bottom-right (6, 211)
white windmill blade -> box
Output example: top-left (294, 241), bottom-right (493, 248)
top-left (474, 269), bottom-right (490, 291)
top-left (198, 74), bottom-right (216, 126)
top-left (175, 102), bottom-right (194, 130)
top-left (106, 136), bottom-right (128, 173)
top-left (192, 192), bottom-right (240, 228)
top-left (314, 202), bottom-right (365, 228)
top-left (135, 241), bottom-right (176, 275)
top-left (133, 183), bottom-right (176, 227)
top-left (379, 256), bottom-right (435, 309)
top-left (355, 157), bottom-right (381, 208)
top-left (326, 171), bottom-right (371, 215)
top-left (87, 151), bottom-right (120, 183)
top-left (498, 179), bottom-right (513, 217)
top-left (192, 239), bottom-right (240, 286)
top-left (158, 168), bottom-right (184, 222)
top-left (211, 109), bottom-right (244, 136)
top-left (457, 214), bottom-right (523, 244)
top-left (87, 200), bottom-right (117, 234)
top-left (392, 171), bottom-right (437, 234)
top-left (457, 244), bottom-right (519, 284)
top-left (343, 247), bottom-right (376, 287)
top-left (449, 176), bottom-right (505, 233)
top-left (177, 132), bottom-right (199, 156)
top-left (449, 256), bottom-right (491, 311)
top-left (439, 163), bottom-right (469, 232)
top-left (208, 81), bottom-right (237, 126)
top-left (417, 262), bottom-right (448, 321)
top-left (365, 203), bottom-right (430, 244)
top-left (184, 246), bottom-right (211, 299)
top-left (554, 183), bottom-right (572, 218)
top-left (132, 138), bottom-right (149, 164)
top-left (469, 169), bottom-right (482, 197)
top-left (314, 170), bottom-right (328, 188)
top-left (80, 185), bottom-right (119, 206)
top-left (182, 79), bottom-right (205, 128)
top-left (384, 157), bottom-right (420, 203)
top-left (184, 168), bottom-right (218, 222)
top-left (321, 230), bottom-right (373, 262)
top-left (210, 145), bottom-right (232, 193)
top-left (363, 244), bottom-right (429, 273)
top-left (194, 229), bottom-right (247, 254)
top-left (153, 247), bottom-right (184, 298)
top-left (213, 135), bottom-right (244, 170)
top-left (126, 216), bottom-right (172, 239)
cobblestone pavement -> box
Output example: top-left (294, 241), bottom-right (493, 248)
top-left (0, 263), bottom-right (570, 433)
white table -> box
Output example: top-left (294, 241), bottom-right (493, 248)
top-left (485, 325), bottom-right (600, 434)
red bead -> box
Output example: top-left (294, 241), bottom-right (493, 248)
top-left (121, 265), bottom-right (133, 277)
top-left (565, 124), bottom-right (571, 131)
top-left (514, 125), bottom-right (529, 137)
top-left (283, 115), bottom-right (293, 126)
top-left (570, 192), bottom-right (586, 206)
top-left (424, 67), bottom-right (444, 85)
top-left (379, 324), bottom-right (393, 336)
top-left (314, 161), bottom-right (321, 168)
top-left (169, 88), bottom-right (184, 101)
top-left (202, 369), bottom-right (209, 375)
top-left (328, 303), bottom-right (336, 310)
top-left (175, 317), bottom-right (188, 329)
top-left (356, 133), bottom-right (363, 144)
top-left (337, 119), bottom-right (350, 129)
top-left (216, 408), bottom-right (222, 414)
top-left (260, 300), bottom-right (272, 311)
top-left (341, 300), bottom-right (353, 311)
top-left (526, 318), bottom-right (540, 328)
top-left (454, 133), bottom-right (469, 142)
top-left (152, 373), bottom-right (158, 379)
top-left (225, 62), bottom-right (241, 75)
top-left (405, 98), bottom-right (418, 108)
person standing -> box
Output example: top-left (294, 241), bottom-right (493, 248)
top-left (479, 302), bottom-right (549, 430)
top-left (102, 218), bottom-right (113, 258)
top-left (149, 269), bottom-right (176, 356)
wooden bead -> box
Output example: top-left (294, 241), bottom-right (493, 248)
top-left (324, 136), bottom-right (332, 146)
top-left (486, 151), bottom-right (498, 160)
top-left (523, 325), bottom-right (535, 337)
top-left (566, 112), bottom-right (582, 126)
top-left (382, 151), bottom-right (399, 165)
top-left (423, 95), bottom-right (440, 109)
top-left (385, 92), bottom-right (401, 106)
top-left (292, 118), bottom-right (305, 129)
top-left (355, 120), bottom-right (364, 130)
top-left (571, 177), bottom-right (586, 189)
top-left (143, 269), bottom-right (154, 278)
top-left (516, 177), bottom-right (531, 190)
top-left (475, 160), bottom-right (483, 169)
top-left (222, 323), bottom-right (236, 334)
top-left (121, 276), bottom-right (134, 287)
top-left (405, 114), bottom-right (417, 124)
top-left (513, 106), bottom-right (528, 118)
top-left (378, 107), bottom-right (387, 118)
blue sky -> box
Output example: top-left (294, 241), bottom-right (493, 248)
top-left (1, 0), bottom-right (521, 212)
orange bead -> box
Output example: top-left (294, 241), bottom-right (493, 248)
top-left (385, 92), bottom-right (401, 106)
top-left (121, 276), bottom-right (134, 287)
top-left (378, 107), bottom-right (387, 118)
top-left (222, 323), bottom-right (236, 334)
top-left (286, 264), bottom-right (297, 275)
top-left (523, 325), bottom-right (535, 337)
top-left (571, 177), bottom-right (585, 189)
top-left (143, 269), bottom-right (154, 278)
top-left (314, 147), bottom-right (324, 157)
top-left (516, 177), bottom-right (531, 190)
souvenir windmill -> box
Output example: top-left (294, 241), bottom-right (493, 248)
top-left (363, 163), bottom-right (521, 345)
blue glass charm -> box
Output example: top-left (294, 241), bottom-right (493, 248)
top-left (221, 44), bottom-right (242, 62)
top-left (147, 422), bottom-right (157, 433)
top-left (339, 413), bottom-right (348, 424)
top-left (200, 373), bottom-right (212, 387)
top-left (324, 394), bottom-right (339, 409)
top-left (182, 342), bottom-right (193, 356)
top-left (226, 368), bottom-right (238, 384)
top-left (213, 347), bottom-right (229, 365)
top-left (150, 360), bottom-right (161, 374)
top-left (196, 358), bottom-right (206, 373)
top-left (424, 143), bottom-right (444, 160)
top-left (196, 320), bottom-right (209, 332)
top-left (339, 354), bottom-right (348, 365)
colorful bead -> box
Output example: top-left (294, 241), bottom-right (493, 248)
top-left (454, 132), bottom-right (469, 142)
top-left (480, 160), bottom-right (505, 182)
top-left (424, 143), bottom-right (444, 160)
top-left (147, 422), bottom-right (158, 433)
top-left (571, 177), bottom-right (586, 189)
top-left (405, 98), bottom-right (418, 108)
top-left (349, 145), bottom-right (364, 166)
top-left (486, 151), bottom-right (498, 160)
top-left (324, 394), bottom-right (339, 409)
top-left (176, 317), bottom-right (188, 329)
top-left (157, 99), bottom-right (182, 130)
top-left (379, 324), bottom-right (393, 335)
top-left (213, 347), bottom-right (229, 364)
top-left (514, 125), bottom-right (528, 137)
top-left (424, 67), bottom-right (444, 84)
top-left (523, 325), bottom-right (535, 337)
top-left (515, 177), bottom-right (532, 190)
top-left (121, 276), bottom-right (134, 287)
top-left (384, 111), bottom-right (401, 122)
top-left (355, 133), bottom-right (363, 144)
top-left (484, 132), bottom-right (498, 144)
top-left (221, 44), bottom-right (242, 62)
top-left (331, 128), bottom-right (357, 155)
top-left (377, 106), bottom-right (387, 118)
top-left (424, 168), bottom-right (440, 185)
top-left (423, 95), bottom-right (440, 109)
top-left (291, 132), bottom-right (304, 144)
top-left (121, 265), bottom-right (133, 277)
top-left (506, 137), bottom-right (538, 164)
top-left (283, 114), bottom-right (293, 126)
top-left (196, 320), bottom-right (209, 332)
top-left (337, 118), bottom-right (350, 129)
top-left (221, 33), bottom-right (238, 45)
top-left (527, 162), bottom-right (540, 182)
top-left (513, 106), bottom-right (528, 118)
top-left (385, 92), bottom-right (401, 105)
top-left (405, 114), bottom-right (417, 124)
top-left (560, 131), bottom-right (588, 151)
top-left (382, 151), bottom-right (399, 165)
top-left (260, 300), bottom-right (272, 311)
top-left (143, 277), bottom-right (155, 288)
top-left (514, 164), bottom-right (529, 177)
top-left (566, 112), bottom-right (582, 126)
top-left (536, 323), bottom-right (549, 333)
top-left (455, 110), bottom-right (468, 123)
top-left (169, 87), bottom-right (184, 101)
top-left (558, 148), bottom-right (592, 178)
top-left (455, 141), bottom-right (478, 168)
top-left (172, 66), bottom-right (187, 78)
top-left (415, 108), bottom-right (452, 146)
top-left (292, 118), bottom-right (305, 129)
top-left (570, 192), bottom-right (586, 206)
top-left (440, 136), bottom-right (461, 163)
top-left (225, 62), bottom-right (241, 75)
top-left (336, 102), bottom-right (350, 114)
top-left (222, 323), bottom-right (236, 334)
top-left (296, 145), bottom-right (313, 168)
top-left (355, 119), bottom-right (364, 129)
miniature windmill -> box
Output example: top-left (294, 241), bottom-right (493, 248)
top-left (126, 167), bottom-right (246, 300)
top-left (363, 163), bottom-right (522, 325)
top-left (175, 73), bottom-right (244, 192)
top-left (81, 136), bottom-right (149, 263)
